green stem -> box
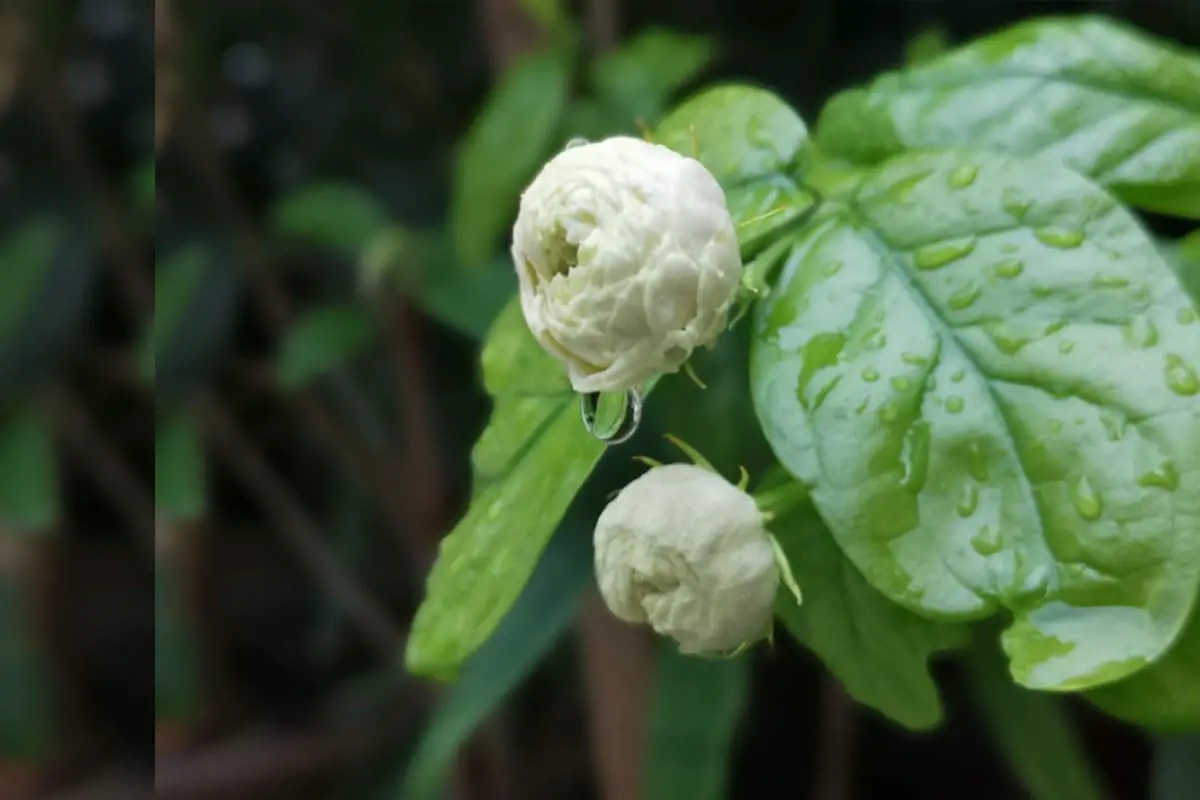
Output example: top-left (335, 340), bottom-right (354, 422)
top-left (753, 478), bottom-right (810, 521)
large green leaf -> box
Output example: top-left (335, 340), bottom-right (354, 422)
top-left (644, 645), bottom-right (749, 800)
top-left (751, 148), bottom-right (1200, 691)
top-left (966, 639), bottom-right (1106, 800)
top-left (655, 85), bottom-right (815, 256)
top-left (451, 51), bottom-right (570, 269)
top-left (1172, 231), bottom-right (1200, 302)
top-left (404, 300), bottom-right (607, 679)
top-left (591, 29), bottom-right (715, 123)
top-left (816, 16), bottom-right (1200, 218)
top-left (0, 405), bottom-right (59, 534)
top-left (275, 304), bottom-right (376, 389)
top-left (1086, 602), bottom-right (1200, 731)
top-left (400, 520), bottom-right (592, 800)
top-left (406, 90), bottom-right (810, 678)
top-left (771, 497), bottom-right (965, 729)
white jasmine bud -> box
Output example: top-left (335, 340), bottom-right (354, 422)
top-left (593, 462), bottom-right (782, 654)
top-left (512, 136), bottom-right (743, 394)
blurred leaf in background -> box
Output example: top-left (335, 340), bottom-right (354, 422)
top-left (0, 406), bottom-right (59, 535)
top-left (644, 645), bottom-right (750, 800)
top-left (0, 573), bottom-right (52, 763)
top-left (451, 51), bottom-right (571, 270)
top-left (275, 305), bottom-right (377, 389)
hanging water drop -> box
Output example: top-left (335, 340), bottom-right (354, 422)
top-left (1068, 476), bottom-right (1103, 521)
top-left (581, 389), bottom-right (643, 444)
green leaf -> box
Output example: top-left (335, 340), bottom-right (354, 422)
top-left (750, 148), bottom-right (1200, 691)
top-left (905, 24), bottom-right (951, 67)
top-left (155, 408), bottom-right (206, 523)
top-left (770, 497), bottom-right (965, 730)
top-left (0, 405), bottom-right (59, 534)
top-left (145, 241), bottom-right (241, 399)
top-left (1085, 601), bottom-right (1200, 731)
top-left (816, 15), bottom-right (1200, 218)
top-left (519, 0), bottom-right (566, 34)
top-left (275, 305), bottom-right (376, 389)
top-left (143, 244), bottom-right (207, 384)
top-left (655, 85), bottom-right (814, 256)
top-left (0, 216), bottom-right (62, 349)
top-left (155, 566), bottom-right (203, 723)
top-left (451, 51), bottom-right (570, 269)
top-left (591, 29), bottom-right (715, 123)
top-left (270, 181), bottom-right (391, 259)
top-left (404, 299), bottom-right (610, 679)
top-left (400, 520), bottom-right (592, 800)
top-left (0, 576), bottom-right (52, 760)
top-left (966, 638), bottom-right (1106, 800)
top-left (419, 257), bottom-right (517, 341)
top-left (1150, 734), bottom-right (1200, 800)
top-left (644, 645), bottom-right (749, 800)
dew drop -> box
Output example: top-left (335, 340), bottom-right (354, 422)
top-left (1099, 413), bottom-right (1126, 442)
top-left (899, 421), bottom-right (931, 493)
top-left (580, 389), bottom-right (642, 444)
top-left (913, 236), bottom-right (977, 271)
top-left (1058, 340), bottom-right (1075, 354)
top-left (993, 259), bottom-right (1024, 279)
top-left (948, 164), bottom-right (978, 188)
top-left (1137, 460), bottom-right (1179, 491)
top-left (956, 483), bottom-right (979, 517)
top-left (1050, 419), bottom-right (1063, 433)
top-left (1034, 226), bottom-right (1085, 249)
top-left (971, 525), bottom-right (1003, 556)
top-left (824, 260), bottom-right (844, 276)
top-left (865, 332), bottom-right (888, 351)
top-left (1000, 242), bottom-right (1020, 254)
top-left (945, 395), bottom-right (965, 413)
top-left (951, 368), bottom-right (966, 383)
top-left (985, 324), bottom-right (1030, 356)
top-left (1002, 192), bottom-right (1032, 220)
top-left (901, 351), bottom-right (929, 366)
top-left (948, 284), bottom-right (982, 310)
top-left (1178, 308), bottom-right (1198, 325)
top-left (1068, 476), bottom-right (1103, 521)
top-left (1032, 285), bottom-right (1054, 298)
top-left (1121, 317), bottom-right (1159, 348)
top-left (964, 442), bottom-right (990, 482)
top-left (879, 402), bottom-right (900, 423)
top-left (862, 367), bottom-right (880, 382)
top-left (1092, 274), bottom-right (1131, 289)
top-left (1165, 354), bottom-right (1200, 396)
top-left (890, 376), bottom-right (911, 391)
top-left (1043, 319), bottom-right (1068, 335)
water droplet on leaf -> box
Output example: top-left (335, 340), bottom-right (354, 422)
top-left (948, 164), bottom-right (978, 188)
top-left (993, 259), bottom-right (1024, 279)
top-left (971, 525), bottom-right (1002, 556)
top-left (1165, 355), bottom-right (1199, 395)
top-left (1121, 317), bottom-right (1159, 348)
top-left (913, 237), bottom-right (977, 271)
top-left (1034, 227), bottom-right (1085, 249)
top-left (1137, 461), bottom-right (1179, 491)
top-left (1068, 476), bottom-right (1103, 521)
top-left (948, 284), bottom-right (982, 310)
top-left (945, 395), bottom-right (965, 413)
top-left (899, 421), bottom-right (931, 493)
top-left (1178, 308), bottom-right (1198, 325)
top-left (956, 483), bottom-right (979, 517)
top-left (861, 367), bottom-right (880, 382)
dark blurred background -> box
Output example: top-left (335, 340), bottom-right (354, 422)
top-left (0, 1), bottom-right (1198, 798)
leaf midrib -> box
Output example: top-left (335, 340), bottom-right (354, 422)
top-left (842, 195), bottom-right (1049, 600)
